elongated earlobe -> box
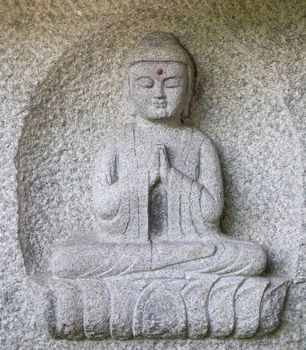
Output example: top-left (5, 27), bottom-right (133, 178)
top-left (126, 98), bottom-right (137, 116)
top-left (123, 76), bottom-right (137, 117)
top-left (182, 103), bottom-right (191, 119)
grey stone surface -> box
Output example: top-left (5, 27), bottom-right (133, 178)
top-left (29, 32), bottom-right (288, 340)
top-left (0, 0), bottom-right (305, 349)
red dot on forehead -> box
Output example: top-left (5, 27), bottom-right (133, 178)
top-left (156, 68), bottom-right (163, 75)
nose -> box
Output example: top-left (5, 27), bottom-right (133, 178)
top-left (152, 81), bottom-right (165, 99)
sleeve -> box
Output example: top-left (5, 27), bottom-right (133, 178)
top-left (92, 144), bottom-right (121, 220)
top-left (167, 135), bottom-right (223, 236)
top-left (197, 136), bottom-right (224, 223)
top-left (92, 142), bottom-right (130, 236)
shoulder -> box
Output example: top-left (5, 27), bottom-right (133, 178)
top-left (187, 127), bottom-right (218, 154)
top-left (97, 123), bottom-right (136, 151)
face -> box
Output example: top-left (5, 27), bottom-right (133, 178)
top-left (128, 62), bottom-right (188, 122)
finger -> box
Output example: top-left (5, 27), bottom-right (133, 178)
top-left (150, 150), bottom-right (159, 175)
top-left (159, 149), bottom-right (165, 164)
top-left (155, 149), bottom-right (160, 167)
top-left (160, 148), bottom-right (169, 166)
top-left (150, 149), bottom-right (158, 166)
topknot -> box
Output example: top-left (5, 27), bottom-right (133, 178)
top-left (123, 32), bottom-right (196, 119)
top-left (138, 32), bottom-right (180, 47)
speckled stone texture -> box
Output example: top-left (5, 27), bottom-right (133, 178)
top-left (0, 1), bottom-right (305, 349)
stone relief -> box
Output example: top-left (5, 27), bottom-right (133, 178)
top-left (29, 32), bottom-right (289, 340)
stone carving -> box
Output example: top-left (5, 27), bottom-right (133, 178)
top-left (29, 32), bottom-right (289, 340)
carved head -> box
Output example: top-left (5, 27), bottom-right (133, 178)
top-left (124, 32), bottom-right (196, 122)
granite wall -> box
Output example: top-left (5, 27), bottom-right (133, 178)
top-left (0, 1), bottom-right (305, 349)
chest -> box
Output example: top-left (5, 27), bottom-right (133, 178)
top-left (116, 127), bottom-right (201, 180)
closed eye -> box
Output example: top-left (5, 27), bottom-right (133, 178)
top-left (136, 77), bottom-right (154, 88)
top-left (164, 77), bottom-right (182, 88)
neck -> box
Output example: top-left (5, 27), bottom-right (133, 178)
top-left (135, 115), bottom-right (182, 129)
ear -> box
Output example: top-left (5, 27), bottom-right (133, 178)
top-left (123, 76), bottom-right (137, 116)
top-left (182, 101), bottom-right (191, 119)
top-left (126, 97), bottom-right (137, 116)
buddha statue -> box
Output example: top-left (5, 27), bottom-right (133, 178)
top-left (30, 32), bottom-right (288, 340)
top-left (50, 32), bottom-right (267, 279)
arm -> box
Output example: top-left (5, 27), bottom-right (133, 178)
top-left (93, 142), bottom-right (148, 222)
top-left (92, 145), bottom-right (122, 221)
top-left (159, 136), bottom-right (223, 223)
top-left (196, 137), bottom-right (223, 222)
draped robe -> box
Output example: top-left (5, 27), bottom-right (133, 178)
top-left (92, 123), bottom-right (223, 243)
top-left (51, 124), bottom-right (267, 278)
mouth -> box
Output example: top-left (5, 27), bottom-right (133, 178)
top-left (153, 102), bottom-right (167, 108)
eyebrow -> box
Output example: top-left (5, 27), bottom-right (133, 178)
top-left (134, 75), bottom-right (184, 81)
top-left (135, 76), bottom-right (153, 80)
top-left (163, 76), bottom-right (183, 80)
top-left (130, 61), bottom-right (187, 67)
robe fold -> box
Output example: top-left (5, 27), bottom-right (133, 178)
top-left (92, 124), bottom-right (223, 243)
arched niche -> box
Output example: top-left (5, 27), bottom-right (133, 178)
top-left (16, 9), bottom-right (303, 276)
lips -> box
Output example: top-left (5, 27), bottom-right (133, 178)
top-left (153, 102), bottom-right (167, 108)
